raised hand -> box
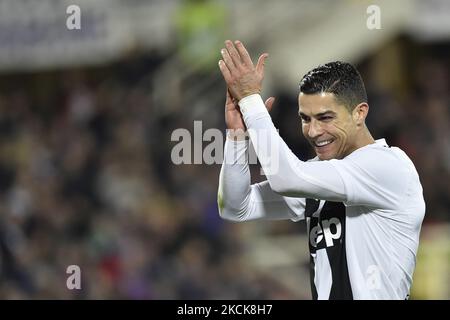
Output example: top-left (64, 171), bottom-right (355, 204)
top-left (218, 40), bottom-right (268, 101)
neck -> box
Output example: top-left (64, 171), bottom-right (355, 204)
top-left (355, 127), bottom-right (375, 150)
top-left (344, 127), bottom-right (375, 158)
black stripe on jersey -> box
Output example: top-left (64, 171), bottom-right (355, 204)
top-left (305, 199), bottom-right (353, 300)
top-left (305, 199), bottom-right (319, 300)
top-left (309, 254), bottom-right (318, 300)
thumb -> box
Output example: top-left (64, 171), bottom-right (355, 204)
top-left (256, 53), bottom-right (269, 76)
top-left (265, 96), bottom-right (275, 112)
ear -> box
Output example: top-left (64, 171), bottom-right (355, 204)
top-left (352, 103), bottom-right (369, 126)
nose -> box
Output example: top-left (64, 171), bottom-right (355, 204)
top-left (307, 119), bottom-right (323, 139)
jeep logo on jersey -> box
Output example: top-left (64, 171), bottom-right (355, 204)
top-left (309, 217), bottom-right (342, 248)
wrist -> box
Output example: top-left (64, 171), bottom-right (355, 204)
top-left (237, 89), bottom-right (261, 101)
top-left (238, 93), bottom-right (266, 115)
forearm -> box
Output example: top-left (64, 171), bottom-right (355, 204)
top-left (218, 137), bottom-right (301, 221)
top-left (218, 138), bottom-right (252, 221)
top-left (239, 94), bottom-right (346, 201)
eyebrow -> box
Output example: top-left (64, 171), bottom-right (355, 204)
top-left (298, 110), bottom-right (337, 118)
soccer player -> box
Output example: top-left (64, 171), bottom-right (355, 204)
top-left (217, 40), bottom-right (425, 299)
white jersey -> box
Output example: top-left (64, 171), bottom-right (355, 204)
top-left (218, 94), bottom-right (425, 300)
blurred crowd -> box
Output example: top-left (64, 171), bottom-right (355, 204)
top-left (0, 53), bottom-right (296, 299)
top-left (0, 39), bottom-right (448, 299)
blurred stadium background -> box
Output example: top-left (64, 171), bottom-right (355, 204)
top-left (0, 0), bottom-right (449, 299)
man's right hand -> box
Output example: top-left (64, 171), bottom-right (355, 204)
top-left (225, 88), bottom-right (275, 139)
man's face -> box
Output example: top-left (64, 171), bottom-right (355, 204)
top-left (298, 92), bottom-right (358, 160)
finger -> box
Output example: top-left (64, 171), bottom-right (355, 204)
top-left (226, 89), bottom-right (236, 106)
top-left (226, 88), bottom-right (232, 101)
top-left (228, 90), bottom-right (238, 103)
top-left (256, 53), bottom-right (269, 75)
top-left (234, 40), bottom-right (253, 67)
top-left (225, 40), bottom-right (243, 68)
top-left (265, 97), bottom-right (275, 112)
top-left (221, 48), bottom-right (237, 73)
top-left (225, 89), bottom-right (234, 111)
top-left (218, 60), bottom-right (232, 83)
top-left (226, 88), bottom-right (232, 104)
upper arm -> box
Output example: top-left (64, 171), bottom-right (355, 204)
top-left (268, 158), bottom-right (348, 202)
top-left (329, 149), bottom-right (408, 209)
top-left (269, 148), bottom-right (406, 210)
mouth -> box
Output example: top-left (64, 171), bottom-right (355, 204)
top-left (313, 139), bottom-right (334, 148)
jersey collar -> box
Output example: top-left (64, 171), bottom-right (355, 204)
top-left (374, 138), bottom-right (388, 148)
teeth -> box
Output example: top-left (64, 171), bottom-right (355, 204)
top-left (315, 140), bottom-right (332, 147)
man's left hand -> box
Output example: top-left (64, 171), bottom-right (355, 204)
top-left (218, 40), bottom-right (268, 101)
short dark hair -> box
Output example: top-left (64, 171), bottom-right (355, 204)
top-left (299, 61), bottom-right (367, 111)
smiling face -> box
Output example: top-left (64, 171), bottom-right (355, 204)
top-left (298, 92), bottom-right (365, 160)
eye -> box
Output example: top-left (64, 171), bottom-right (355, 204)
top-left (300, 115), bottom-right (310, 123)
top-left (319, 116), bottom-right (333, 122)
